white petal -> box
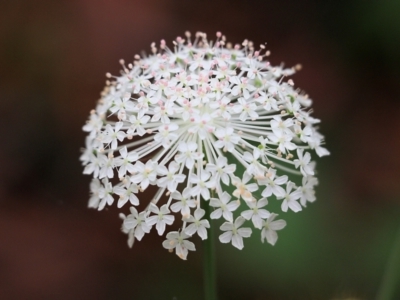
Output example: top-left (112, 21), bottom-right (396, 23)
top-left (257, 198), bottom-right (268, 208)
top-left (258, 209), bottom-right (270, 219)
top-left (220, 192), bottom-right (231, 204)
top-left (234, 216), bottom-right (246, 228)
top-left (197, 226), bottom-right (208, 240)
top-left (241, 210), bottom-right (253, 220)
top-left (184, 224), bottom-right (197, 236)
top-left (222, 210), bottom-right (233, 222)
top-left (176, 244), bottom-right (188, 260)
top-left (238, 227), bottom-right (252, 238)
top-left (146, 215), bottom-right (158, 226)
top-left (275, 175), bottom-right (288, 185)
top-left (183, 240), bottom-right (196, 251)
top-left (124, 218), bottom-right (138, 230)
top-left (210, 209), bottom-right (222, 220)
top-left (231, 234), bottom-right (244, 250)
top-left (220, 221), bottom-right (234, 231)
top-left (162, 239), bottom-right (176, 250)
top-left (163, 215), bottom-right (175, 225)
top-left (201, 188), bottom-right (210, 200)
top-left (156, 221), bottom-right (166, 235)
top-left (221, 173), bottom-right (230, 185)
top-left (149, 203), bottom-right (159, 213)
top-left (119, 146), bottom-right (128, 158)
top-left (219, 231), bottom-right (232, 244)
top-left (265, 229), bottom-right (278, 246)
top-left (160, 204), bottom-right (171, 214)
top-left (127, 231), bottom-right (135, 248)
top-left (134, 226), bottom-right (146, 240)
top-left (288, 200), bottom-right (302, 213)
top-left (170, 202), bottom-right (182, 213)
top-left (252, 214), bottom-right (263, 229)
top-left (270, 219), bottom-right (287, 230)
top-left (194, 208), bottom-right (205, 220)
top-left (117, 197), bottom-right (128, 208)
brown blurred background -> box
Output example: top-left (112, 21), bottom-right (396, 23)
top-left (1, 0), bottom-right (399, 299)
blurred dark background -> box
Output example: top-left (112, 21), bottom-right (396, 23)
top-left (1, 0), bottom-right (399, 299)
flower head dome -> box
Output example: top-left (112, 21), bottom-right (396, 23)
top-left (81, 31), bottom-right (329, 259)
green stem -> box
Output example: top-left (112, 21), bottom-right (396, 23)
top-left (376, 225), bottom-right (400, 300)
top-left (203, 202), bottom-right (217, 300)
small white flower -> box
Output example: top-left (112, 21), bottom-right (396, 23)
top-left (175, 142), bottom-right (203, 169)
top-left (242, 148), bottom-right (265, 176)
top-left (101, 122), bottom-right (125, 149)
top-left (127, 112), bottom-right (150, 136)
top-left (154, 123), bottom-right (179, 147)
top-left (268, 131), bottom-right (297, 154)
top-left (88, 178), bottom-right (102, 209)
top-left (307, 131), bottom-right (330, 157)
top-left (270, 116), bottom-right (294, 136)
top-left (261, 213), bottom-right (286, 245)
top-left (294, 124), bottom-right (312, 143)
top-left (99, 152), bottom-right (116, 179)
top-left (256, 91), bottom-right (278, 111)
top-left (258, 169), bottom-right (288, 198)
top-left (294, 149), bottom-right (314, 176)
top-left (299, 176), bottom-right (318, 207)
top-left (241, 198), bottom-right (270, 229)
top-left (170, 187), bottom-right (196, 217)
top-left (146, 204), bottom-right (175, 236)
top-left (184, 208), bottom-right (210, 240)
top-left (83, 153), bottom-right (101, 178)
top-left (219, 216), bottom-right (252, 250)
top-left (206, 156), bottom-right (236, 186)
top-left (130, 160), bottom-right (158, 190)
top-left (279, 182), bottom-right (302, 213)
top-left (157, 161), bottom-right (186, 192)
top-left (214, 127), bottom-right (240, 152)
top-left (230, 76), bottom-right (256, 99)
top-left (114, 146), bottom-right (138, 178)
top-left (136, 91), bottom-right (157, 112)
top-left (232, 172), bottom-right (258, 202)
top-left (122, 207), bottom-right (151, 247)
top-left (151, 101), bottom-right (174, 124)
top-left (114, 180), bottom-right (139, 208)
top-left (189, 171), bottom-right (214, 200)
top-left (232, 97), bottom-right (259, 121)
top-left (98, 178), bottom-right (114, 210)
top-left (210, 96), bottom-right (232, 120)
top-left (187, 113), bottom-right (215, 139)
top-left (109, 93), bottom-right (135, 121)
top-left (210, 191), bottom-right (240, 222)
top-left (83, 113), bottom-right (103, 139)
top-left (162, 231), bottom-right (196, 260)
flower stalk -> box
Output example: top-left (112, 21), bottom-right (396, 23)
top-left (376, 225), bottom-right (400, 300)
top-left (203, 202), bottom-right (217, 300)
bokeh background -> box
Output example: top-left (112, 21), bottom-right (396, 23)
top-left (1, 0), bottom-right (400, 299)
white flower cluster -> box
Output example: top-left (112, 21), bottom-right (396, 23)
top-left (81, 32), bottom-right (329, 260)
